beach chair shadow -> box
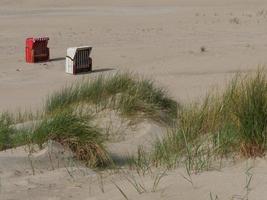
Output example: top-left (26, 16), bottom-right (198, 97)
top-left (74, 67), bottom-right (115, 75)
top-left (49, 57), bottom-right (65, 62)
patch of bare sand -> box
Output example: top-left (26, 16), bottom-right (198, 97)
top-left (1, 142), bottom-right (267, 200)
top-left (1, 0), bottom-right (267, 199)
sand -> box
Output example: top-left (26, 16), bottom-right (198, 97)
top-left (1, 0), bottom-right (267, 199)
top-left (1, 0), bottom-right (267, 111)
top-left (1, 144), bottom-right (267, 200)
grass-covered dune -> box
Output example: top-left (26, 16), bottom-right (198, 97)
top-left (0, 70), bottom-right (266, 170)
top-left (45, 73), bottom-right (178, 123)
top-left (0, 73), bottom-right (177, 168)
top-left (151, 70), bottom-right (267, 170)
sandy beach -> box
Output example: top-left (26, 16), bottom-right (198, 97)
top-left (1, 0), bottom-right (267, 199)
top-left (1, 0), bottom-right (267, 111)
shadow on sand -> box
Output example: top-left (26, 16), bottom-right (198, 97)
top-left (49, 57), bottom-right (66, 62)
top-left (74, 68), bottom-right (115, 75)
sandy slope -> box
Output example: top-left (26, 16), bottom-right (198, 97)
top-left (1, 143), bottom-right (267, 200)
top-left (1, 0), bottom-right (267, 111)
top-left (1, 0), bottom-right (267, 200)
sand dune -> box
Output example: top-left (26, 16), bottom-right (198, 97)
top-left (1, 143), bottom-right (267, 200)
top-left (1, 0), bottom-right (267, 199)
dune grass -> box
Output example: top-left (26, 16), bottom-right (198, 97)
top-left (0, 110), bottom-right (110, 168)
top-left (31, 109), bottom-right (110, 168)
top-left (0, 113), bottom-right (15, 150)
top-left (231, 72), bottom-right (267, 156)
top-left (0, 112), bottom-right (31, 151)
top-left (45, 73), bottom-right (177, 124)
top-left (0, 72), bottom-right (177, 168)
top-left (0, 71), bottom-right (266, 171)
top-left (149, 70), bottom-right (267, 170)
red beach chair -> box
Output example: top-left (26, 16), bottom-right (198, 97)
top-left (25, 37), bottom-right (50, 63)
